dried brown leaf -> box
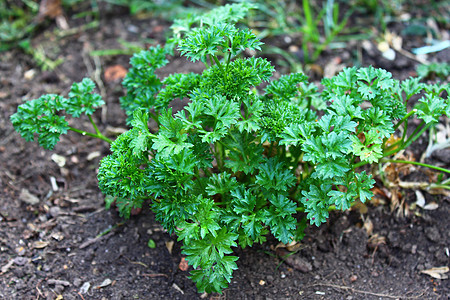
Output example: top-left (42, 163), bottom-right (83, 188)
top-left (38, 0), bottom-right (63, 19)
top-left (179, 257), bottom-right (189, 271)
top-left (104, 65), bottom-right (128, 82)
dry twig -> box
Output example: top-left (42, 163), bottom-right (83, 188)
top-left (310, 282), bottom-right (425, 299)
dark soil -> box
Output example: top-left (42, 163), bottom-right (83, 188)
top-left (0, 3), bottom-right (449, 300)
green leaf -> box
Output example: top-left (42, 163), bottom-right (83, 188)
top-left (359, 107), bottom-right (395, 139)
top-left (255, 157), bottom-right (296, 192)
top-left (279, 122), bottom-right (316, 146)
top-left (120, 45), bottom-right (170, 122)
top-left (302, 131), bottom-right (352, 168)
top-left (327, 189), bottom-right (353, 210)
top-left (10, 94), bottom-right (69, 150)
top-left (129, 109), bottom-right (154, 156)
top-left (177, 220), bottom-right (200, 244)
top-left (350, 130), bottom-right (384, 164)
top-left (97, 130), bottom-right (149, 218)
top-left (327, 95), bottom-right (363, 119)
top-left (401, 77), bottom-right (424, 100)
top-left (322, 131), bottom-right (353, 159)
top-left (415, 94), bottom-right (447, 124)
top-left (225, 27), bottom-right (263, 56)
top-left (230, 185), bottom-right (257, 215)
top-left (351, 171), bottom-right (375, 203)
top-left (201, 2), bottom-right (256, 26)
top-left (263, 194), bottom-right (297, 244)
top-left (301, 183), bottom-right (332, 226)
top-left (150, 148), bottom-right (196, 195)
top-left (206, 172), bottom-right (239, 196)
top-left (178, 24), bottom-right (227, 63)
top-left (66, 78), bottom-right (104, 117)
top-left (237, 95), bottom-right (263, 133)
top-left (223, 130), bottom-right (265, 174)
top-left (156, 72), bottom-right (201, 109)
top-left (357, 83), bottom-right (378, 100)
top-left (152, 108), bottom-right (193, 157)
top-left (200, 57), bottom-right (274, 100)
top-left (227, 186), bottom-right (268, 243)
top-left (356, 65), bottom-right (377, 84)
top-left (313, 157), bottom-right (351, 180)
top-left (317, 114), bottom-right (357, 134)
top-left (265, 73), bottom-right (308, 100)
top-left (200, 94), bottom-right (241, 143)
top-left (147, 239), bottom-right (156, 248)
top-left (329, 67), bottom-right (357, 90)
top-left (182, 228), bottom-right (238, 293)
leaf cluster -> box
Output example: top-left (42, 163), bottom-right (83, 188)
top-left (11, 78), bottom-right (105, 149)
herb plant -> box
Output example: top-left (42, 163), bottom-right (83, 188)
top-left (10, 3), bottom-right (450, 294)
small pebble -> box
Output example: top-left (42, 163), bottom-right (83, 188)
top-left (15, 246), bottom-right (26, 256)
top-left (425, 227), bottom-right (441, 243)
top-left (79, 282), bottom-right (90, 294)
top-left (73, 278), bottom-right (82, 287)
top-left (54, 284), bottom-right (64, 294)
top-left (49, 206), bottom-right (61, 218)
top-left (13, 257), bottom-right (28, 266)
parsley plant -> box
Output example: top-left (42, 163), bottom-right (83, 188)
top-left (10, 3), bottom-right (450, 294)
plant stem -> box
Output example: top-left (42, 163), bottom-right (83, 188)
top-left (88, 115), bottom-right (101, 135)
top-left (215, 141), bottom-right (225, 170)
top-left (381, 159), bottom-right (450, 174)
top-left (211, 54), bottom-right (223, 72)
top-left (403, 121), bottom-right (430, 149)
top-left (68, 127), bottom-right (112, 144)
top-left (149, 111), bottom-right (160, 128)
top-left (296, 200), bottom-right (359, 212)
top-left (393, 109), bottom-right (416, 131)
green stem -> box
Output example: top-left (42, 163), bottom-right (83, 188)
top-left (211, 54), bottom-right (223, 72)
top-left (296, 199), bottom-right (359, 212)
top-left (194, 167), bottom-right (206, 191)
top-left (393, 109), bottom-right (416, 131)
top-left (215, 141), bottom-right (225, 170)
top-left (68, 127), bottom-right (112, 144)
top-left (383, 140), bottom-right (401, 154)
top-left (88, 115), bottom-right (101, 135)
top-left (381, 159), bottom-right (450, 174)
top-left (226, 50), bottom-right (232, 66)
top-left (149, 111), bottom-right (160, 128)
top-left (403, 121), bottom-right (430, 149)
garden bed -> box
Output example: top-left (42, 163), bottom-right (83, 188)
top-left (0, 2), bottom-right (448, 299)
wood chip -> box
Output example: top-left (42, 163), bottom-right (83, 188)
top-left (19, 188), bottom-right (40, 205)
top-left (48, 279), bottom-right (71, 286)
top-left (165, 241), bottom-right (174, 254)
top-left (33, 241), bottom-right (50, 249)
top-left (96, 278), bottom-right (112, 288)
top-left (87, 151), bottom-right (101, 161)
top-left (415, 190), bottom-right (425, 208)
top-left (1, 260), bottom-right (14, 274)
top-left (172, 283), bottom-right (184, 294)
top-left (420, 266), bottom-right (449, 279)
top-left (423, 202), bottom-right (439, 210)
top-left (51, 153), bottom-right (66, 167)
